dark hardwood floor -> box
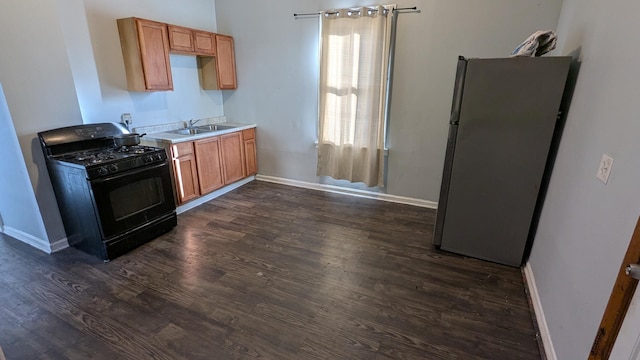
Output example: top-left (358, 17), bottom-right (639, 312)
top-left (0, 181), bottom-right (541, 359)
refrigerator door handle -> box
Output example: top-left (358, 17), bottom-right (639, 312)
top-left (450, 111), bottom-right (460, 125)
top-left (433, 122), bottom-right (459, 246)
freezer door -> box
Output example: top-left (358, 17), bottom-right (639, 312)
top-left (438, 56), bottom-right (571, 267)
top-left (434, 57), bottom-right (468, 246)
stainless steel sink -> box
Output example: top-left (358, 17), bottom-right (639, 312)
top-left (170, 128), bottom-right (205, 135)
top-left (195, 124), bottom-right (236, 131)
top-left (169, 124), bottom-right (237, 135)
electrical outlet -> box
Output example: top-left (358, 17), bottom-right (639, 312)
top-left (596, 154), bottom-right (614, 184)
top-left (120, 113), bottom-right (132, 128)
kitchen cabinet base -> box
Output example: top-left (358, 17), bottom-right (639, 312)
top-left (176, 176), bottom-right (255, 215)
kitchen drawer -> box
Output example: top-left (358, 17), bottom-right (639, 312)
top-left (172, 141), bottom-right (194, 157)
top-left (242, 128), bottom-right (255, 141)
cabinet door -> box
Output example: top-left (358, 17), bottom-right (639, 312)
top-left (194, 137), bottom-right (224, 194)
top-left (242, 129), bottom-right (257, 176)
top-left (172, 142), bottom-right (200, 204)
top-left (168, 25), bottom-right (194, 53)
top-left (136, 19), bottom-right (173, 91)
top-left (117, 17), bottom-right (173, 91)
top-left (194, 31), bottom-right (216, 56)
top-left (220, 132), bottom-right (245, 184)
top-left (243, 139), bottom-right (257, 176)
top-left (215, 35), bottom-right (237, 89)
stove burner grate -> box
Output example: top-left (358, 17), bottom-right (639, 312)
top-left (117, 145), bottom-right (149, 154)
top-left (54, 145), bottom-right (163, 167)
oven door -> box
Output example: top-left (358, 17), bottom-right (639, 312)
top-left (89, 161), bottom-right (176, 240)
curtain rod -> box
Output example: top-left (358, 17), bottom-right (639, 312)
top-left (294, 6), bottom-right (419, 17)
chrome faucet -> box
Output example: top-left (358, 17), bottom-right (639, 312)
top-left (188, 119), bottom-right (202, 128)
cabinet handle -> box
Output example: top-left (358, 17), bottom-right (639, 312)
top-left (625, 264), bottom-right (640, 280)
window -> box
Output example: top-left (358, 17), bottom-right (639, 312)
top-left (316, 5), bottom-right (393, 187)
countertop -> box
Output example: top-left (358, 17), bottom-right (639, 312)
top-left (143, 122), bottom-right (256, 144)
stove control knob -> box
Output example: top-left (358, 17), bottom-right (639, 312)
top-left (98, 166), bottom-right (108, 176)
top-left (108, 164), bottom-right (118, 173)
top-left (155, 154), bottom-right (163, 161)
top-left (145, 155), bottom-right (154, 163)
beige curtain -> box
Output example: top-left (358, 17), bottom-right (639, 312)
top-left (316, 5), bottom-right (394, 187)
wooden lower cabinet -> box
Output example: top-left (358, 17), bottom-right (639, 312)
top-left (171, 128), bottom-right (256, 205)
top-left (171, 142), bottom-right (200, 203)
top-left (242, 128), bottom-right (257, 176)
top-left (220, 132), bottom-right (246, 184)
top-left (194, 137), bottom-right (224, 194)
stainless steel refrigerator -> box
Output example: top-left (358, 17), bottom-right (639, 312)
top-left (433, 56), bottom-right (571, 267)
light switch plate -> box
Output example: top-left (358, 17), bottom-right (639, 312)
top-left (596, 154), bottom-right (614, 184)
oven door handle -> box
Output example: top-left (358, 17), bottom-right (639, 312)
top-left (89, 161), bottom-right (168, 184)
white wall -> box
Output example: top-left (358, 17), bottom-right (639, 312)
top-left (0, 0), bottom-right (85, 243)
top-left (59, 0), bottom-right (222, 127)
top-left (0, 0), bottom-right (221, 248)
top-left (529, 0), bottom-right (640, 358)
top-left (0, 83), bottom-right (49, 246)
top-left (214, 0), bottom-right (565, 201)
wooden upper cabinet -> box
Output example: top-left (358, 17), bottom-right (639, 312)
top-left (168, 26), bottom-right (216, 56)
top-left (215, 35), bottom-right (237, 89)
top-left (167, 25), bottom-right (195, 53)
top-left (194, 31), bottom-right (216, 56)
top-left (117, 18), bottom-right (173, 91)
top-left (118, 17), bottom-right (237, 91)
top-left (198, 34), bottom-right (238, 90)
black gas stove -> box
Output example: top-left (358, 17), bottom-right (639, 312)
top-left (53, 145), bottom-right (168, 179)
top-left (38, 123), bottom-right (177, 261)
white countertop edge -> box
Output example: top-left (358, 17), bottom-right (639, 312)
top-left (144, 123), bottom-right (256, 144)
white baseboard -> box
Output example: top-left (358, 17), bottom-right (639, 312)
top-left (255, 175), bottom-right (438, 209)
top-left (49, 237), bottom-right (69, 253)
top-left (523, 262), bottom-right (557, 360)
top-left (1, 226), bottom-right (68, 254)
top-left (176, 176), bottom-right (255, 214)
